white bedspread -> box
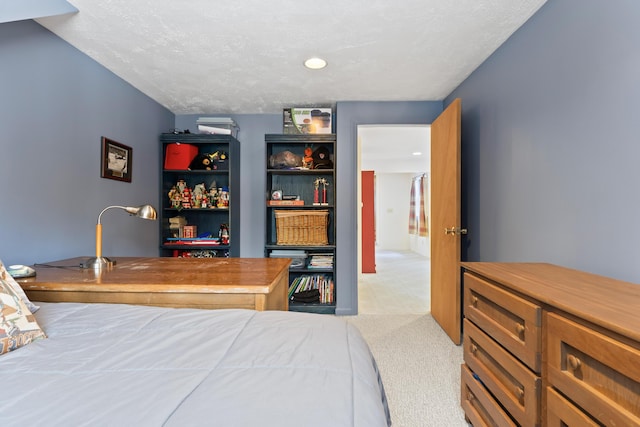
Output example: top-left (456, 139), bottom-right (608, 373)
top-left (0, 303), bottom-right (390, 426)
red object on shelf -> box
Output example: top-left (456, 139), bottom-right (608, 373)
top-left (164, 143), bottom-right (198, 169)
top-left (182, 225), bottom-right (197, 238)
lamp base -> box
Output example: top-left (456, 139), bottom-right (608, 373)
top-left (80, 257), bottom-right (116, 270)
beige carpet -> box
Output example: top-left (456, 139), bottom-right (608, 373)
top-left (346, 314), bottom-right (469, 427)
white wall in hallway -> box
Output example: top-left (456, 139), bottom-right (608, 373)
top-left (375, 173), bottom-right (414, 250)
top-left (409, 234), bottom-right (429, 257)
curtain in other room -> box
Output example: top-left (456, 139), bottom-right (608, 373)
top-left (408, 178), bottom-right (417, 234)
top-left (419, 175), bottom-right (428, 237)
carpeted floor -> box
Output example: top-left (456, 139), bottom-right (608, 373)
top-left (358, 250), bottom-right (430, 314)
top-left (349, 249), bottom-right (469, 426)
top-left (346, 313), bottom-right (469, 427)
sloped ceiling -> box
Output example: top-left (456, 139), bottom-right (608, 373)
top-left (34, 0), bottom-right (547, 114)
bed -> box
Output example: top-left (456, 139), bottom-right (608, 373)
top-left (0, 268), bottom-right (391, 427)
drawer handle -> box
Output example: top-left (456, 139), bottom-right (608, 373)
top-left (567, 354), bottom-right (582, 371)
top-left (515, 323), bottom-right (525, 336)
top-left (516, 386), bottom-right (525, 401)
top-left (471, 296), bottom-right (478, 307)
top-left (470, 344), bottom-right (478, 354)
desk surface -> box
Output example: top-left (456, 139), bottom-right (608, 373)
top-left (18, 257), bottom-right (292, 310)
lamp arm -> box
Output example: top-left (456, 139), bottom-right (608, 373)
top-left (96, 205), bottom-right (129, 224)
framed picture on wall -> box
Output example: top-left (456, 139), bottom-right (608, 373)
top-left (101, 136), bottom-right (132, 182)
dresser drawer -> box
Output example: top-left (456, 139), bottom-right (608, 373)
top-left (546, 387), bottom-right (600, 427)
top-left (464, 319), bottom-right (541, 426)
top-left (461, 363), bottom-right (517, 427)
top-left (464, 272), bottom-right (542, 372)
top-left (547, 312), bottom-right (640, 426)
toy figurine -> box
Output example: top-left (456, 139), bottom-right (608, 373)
top-left (169, 184), bottom-right (183, 209)
top-left (302, 146), bottom-right (313, 168)
top-left (218, 186), bottom-right (229, 207)
top-left (193, 183), bottom-right (206, 208)
top-left (168, 185), bottom-right (178, 202)
top-left (181, 186), bottom-right (192, 209)
top-left (219, 223), bottom-right (230, 245)
top-left (209, 187), bottom-right (218, 208)
top-left (220, 187), bottom-right (229, 208)
top-left (172, 190), bottom-right (182, 209)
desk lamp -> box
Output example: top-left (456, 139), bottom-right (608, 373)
top-left (80, 204), bottom-right (157, 270)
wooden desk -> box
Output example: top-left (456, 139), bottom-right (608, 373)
top-left (17, 257), bottom-right (291, 311)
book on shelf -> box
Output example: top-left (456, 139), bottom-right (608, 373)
top-left (288, 274), bottom-right (334, 304)
top-left (165, 238), bottom-right (221, 245)
top-left (269, 249), bottom-right (307, 258)
top-left (267, 200), bottom-right (304, 206)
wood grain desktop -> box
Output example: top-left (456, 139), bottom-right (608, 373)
top-left (17, 257), bottom-right (291, 311)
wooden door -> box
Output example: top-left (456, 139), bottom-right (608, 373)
top-left (431, 98), bottom-right (463, 344)
top-left (361, 171), bottom-right (376, 273)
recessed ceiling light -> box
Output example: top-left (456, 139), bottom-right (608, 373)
top-left (412, 152), bottom-right (422, 156)
top-left (304, 57), bottom-right (327, 70)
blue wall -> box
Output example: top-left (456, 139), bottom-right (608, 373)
top-left (0, 20), bottom-right (173, 266)
top-left (448, 0), bottom-right (640, 283)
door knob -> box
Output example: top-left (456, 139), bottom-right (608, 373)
top-left (444, 227), bottom-right (468, 236)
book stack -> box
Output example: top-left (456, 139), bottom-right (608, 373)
top-left (169, 216), bottom-right (187, 238)
top-left (288, 274), bottom-right (334, 304)
top-left (308, 254), bottom-right (334, 269)
top-left (269, 249), bottom-right (306, 269)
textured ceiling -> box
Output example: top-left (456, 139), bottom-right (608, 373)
top-left (35, 0), bottom-right (547, 115)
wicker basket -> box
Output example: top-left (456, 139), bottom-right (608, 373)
top-left (275, 210), bottom-right (329, 245)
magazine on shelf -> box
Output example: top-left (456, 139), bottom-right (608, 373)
top-left (307, 253), bottom-right (334, 268)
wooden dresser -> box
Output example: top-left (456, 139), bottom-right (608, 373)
top-left (460, 262), bottom-right (640, 426)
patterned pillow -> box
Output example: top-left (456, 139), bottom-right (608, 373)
top-left (0, 260), bottom-right (40, 313)
top-left (0, 274), bottom-right (46, 355)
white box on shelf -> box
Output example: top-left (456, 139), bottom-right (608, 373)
top-left (196, 117), bottom-right (239, 137)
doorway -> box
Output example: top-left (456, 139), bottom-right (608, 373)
top-left (357, 125), bottom-right (431, 314)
